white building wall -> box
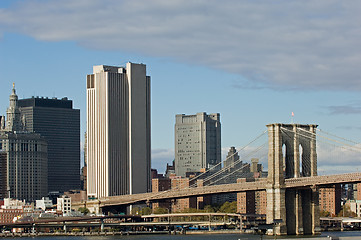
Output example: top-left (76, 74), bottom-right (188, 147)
top-left (87, 63), bottom-right (150, 199)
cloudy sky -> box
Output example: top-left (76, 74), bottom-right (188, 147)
top-left (1, 0), bottom-right (361, 174)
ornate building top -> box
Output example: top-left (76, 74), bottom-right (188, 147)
top-left (3, 84), bottom-right (25, 132)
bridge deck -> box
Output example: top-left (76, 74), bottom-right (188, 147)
top-left (78, 172), bottom-right (361, 208)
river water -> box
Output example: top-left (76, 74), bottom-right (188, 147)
top-left (1, 231), bottom-right (361, 240)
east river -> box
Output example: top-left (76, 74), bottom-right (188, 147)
top-left (1, 232), bottom-right (361, 240)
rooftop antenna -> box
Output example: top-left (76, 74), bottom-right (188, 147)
top-left (291, 112), bottom-right (294, 124)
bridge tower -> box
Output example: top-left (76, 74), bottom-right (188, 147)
top-left (266, 123), bottom-right (320, 235)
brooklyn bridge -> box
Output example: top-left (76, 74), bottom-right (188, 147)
top-left (74, 123), bottom-right (361, 235)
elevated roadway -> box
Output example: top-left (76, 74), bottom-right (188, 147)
top-left (75, 172), bottom-right (361, 209)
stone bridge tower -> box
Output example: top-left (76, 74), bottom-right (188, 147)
top-left (266, 123), bottom-right (320, 235)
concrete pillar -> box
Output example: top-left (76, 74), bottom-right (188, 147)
top-left (311, 186), bottom-right (321, 234)
top-left (285, 189), bottom-right (296, 235)
top-left (208, 214), bottom-right (212, 231)
top-left (295, 190), bottom-right (303, 235)
top-left (293, 125), bottom-right (300, 178)
top-left (309, 125), bottom-right (317, 177)
top-left (266, 124), bottom-right (287, 235)
top-left (101, 219), bottom-right (104, 232)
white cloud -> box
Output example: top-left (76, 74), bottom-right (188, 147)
top-left (151, 148), bottom-right (174, 173)
top-left (1, 0), bottom-right (361, 90)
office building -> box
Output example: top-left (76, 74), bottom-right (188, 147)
top-left (0, 85), bottom-right (48, 202)
top-left (224, 146), bottom-right (240, 169)
top-left (87, 63), bottom-right (151, 199)
top-left (0, 151), bottom-right (7, 199)
top-left (175, 112), bottom-right (221, 177)
top-left (18, 96), bottom-right (80, 193)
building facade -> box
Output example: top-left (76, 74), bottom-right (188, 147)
top-left (87, 63), bottom-right (151, 199)
top-left (319, 184), bottom-right (341, 217)
top-left (18, 96), bottom-right (80, 193)
top-left (0, 151), bottom-right (7, 199)
top-left (175, 112), bottom-right (221, 177)
top-left (0, 86), bottom-right (48, 202)
top-left (57, 195), bottom-right (71, 216)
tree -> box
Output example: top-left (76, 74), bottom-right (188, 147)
top-left (337, 204), bottom-right (357, 217)
top-left (218, 201), bottom-right (237, 213)
top-left (78, 207), bottom-right (90, 215)
top-left (153, 207), bottom-right (168, 214)
top-left (204, 205), bottom-right (216, 213)
top-left (320, 210), bottom-right (330, 217)
top-left (141, 207), bottom-right (152, 215)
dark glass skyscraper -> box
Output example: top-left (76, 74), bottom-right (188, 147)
top-left (18, 96), bottom-right (80, 193)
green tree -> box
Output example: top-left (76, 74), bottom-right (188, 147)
top-left (141, 207), bottom-right (152, 215)
top-left (320, 210), bottom-right (330, 217)
top-left (153, 207), bottom-right (168, 214)
top-left (204, 205), bottom-right (216, 213)
top-left (78, 207), bottom-right (90, 215)
top-left (218, 201), bottom-right (237, 213)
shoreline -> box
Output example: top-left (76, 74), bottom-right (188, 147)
top-left (0, 230), bottom-right (242, 238)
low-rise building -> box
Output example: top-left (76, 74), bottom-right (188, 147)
top-left (36, 197), bottom-right (53, 211)
top-left (57, 195), bottom-right (71, 216)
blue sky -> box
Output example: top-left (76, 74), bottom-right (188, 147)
top-left (1, 0), bottom-right (361, 174)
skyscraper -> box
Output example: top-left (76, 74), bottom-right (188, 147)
top-left (0, 85), bottom-right (48, 201)
top-left (86, 62), bottom-right (151, 199)
top-left (175, 112), bottom-right (221, 177)
top-left (0, 151), bottom-right (7, 199)
top-left (18, 96), bottom-right (80, 193)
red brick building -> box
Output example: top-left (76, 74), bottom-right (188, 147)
top-left (0, 208), bottom-right (23, 224)
top-left (319, 184), bottom-right (341, 217)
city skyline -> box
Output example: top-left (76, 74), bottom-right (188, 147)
top-left (1, 1), bottom-right (361, 174)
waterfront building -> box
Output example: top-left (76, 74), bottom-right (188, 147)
top-left (151, 175), bottom-right (210, 212)
top-left (18, 96), bottom-right (80, 193)
top-left (170, 177), bottom-right (196, 212)
top-left (0, 86), bottom-right (48, 202)
top-left (255, 190), bottom-right (267, 215)
top-left (151, 178), bottom-right (171, 210)
top-left (86, 63), bottom-right (151, 199)
top-left (57, 195), bottom-right (71, 216)
top-left (0, 198), bottom-right (28, 224)
top-left (319, 184), bottom-right (341, 217)
top-left (36, 197), bottom-right (53, 210)
top-left (175, 112), bottom-right (221, 177)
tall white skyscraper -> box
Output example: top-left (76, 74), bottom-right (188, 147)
top-left (86, 63), bottom-right (151, 199)
top-left (175, 112), bottom-right (221, 177)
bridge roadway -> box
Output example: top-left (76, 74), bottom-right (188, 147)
top-left (79, 172), bottom-right (361, 208)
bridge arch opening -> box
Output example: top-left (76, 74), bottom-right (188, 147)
top-left (282, 144), bottom-right (286, 175)
top-left (299, 143), bottom-right (303, 177)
